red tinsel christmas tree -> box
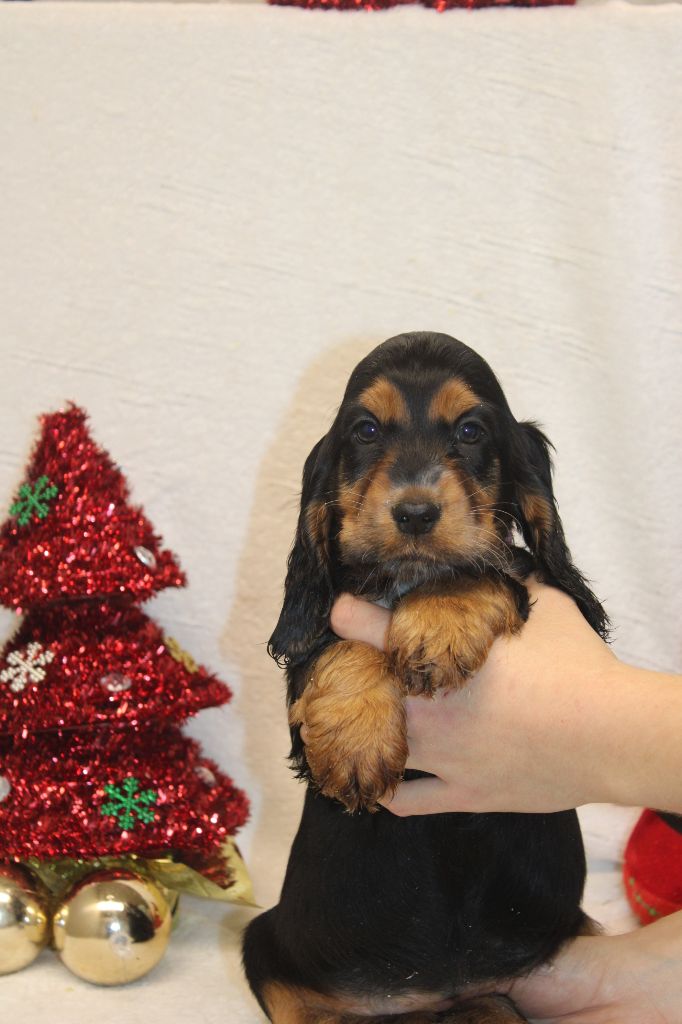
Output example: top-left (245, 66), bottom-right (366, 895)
top-left (0, 406), bottom-right (249, 903)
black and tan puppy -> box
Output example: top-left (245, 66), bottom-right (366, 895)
top-left (243, 332), bottom-right (608, 1024)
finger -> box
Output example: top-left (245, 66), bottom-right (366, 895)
top-left (330, 594), bottom-right (390, 651)
top-left (379, 776), bottom-right (458, 817)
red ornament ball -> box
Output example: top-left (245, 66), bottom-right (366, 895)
top-left (624, 810), bottom-right (682, 925)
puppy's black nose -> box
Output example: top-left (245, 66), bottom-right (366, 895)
top-left (391, 501), bottom-right (441, 536)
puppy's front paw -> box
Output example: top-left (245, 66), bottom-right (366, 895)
top-left (290, 641), bottom-right (407, 812)
top-left (388, 580), bottom-right (525, 694)
top-left (388, 594), bottom-right (468, 694)
top-left (304, 723), bottom-right (406, 813)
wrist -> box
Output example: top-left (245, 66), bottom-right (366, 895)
top-left (596, 662), bottom-right (682, 813)
top-left (537, 651), bottom-right (626, 809)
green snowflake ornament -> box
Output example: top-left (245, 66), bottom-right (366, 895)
top-left (100, 776), bottom-right (158, 831)
top-left (10, 475), bottom-right (59, 527)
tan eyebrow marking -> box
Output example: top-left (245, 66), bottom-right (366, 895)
top-left (428, 378), bottom-right (479, 422)
top-left (357, 378), bottom-right (410, 425)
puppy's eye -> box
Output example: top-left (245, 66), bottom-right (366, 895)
top-left (456, 421), bottom-right (484, 444)
top-left (353, 420), bottom-right (380, 445)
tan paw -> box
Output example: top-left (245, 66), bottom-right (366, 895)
top-left (291, 641), bottom-right (407, 812)
top-left (388, 579), bottom-right (524, 694)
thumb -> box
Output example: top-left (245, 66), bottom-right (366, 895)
top-left (380, 776), bottom-right (459, 817)
top-left (330, 594), bottom-right (390, 651)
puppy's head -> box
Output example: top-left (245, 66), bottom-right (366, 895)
top-left (270, 333), bottom-right (608, 667)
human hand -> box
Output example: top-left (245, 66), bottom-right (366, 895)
top-left (329, 580), bottom-right (620, 814)
top-left (326, 584), bottom-right (682, 1023)
top-left (500, 910), bottom-right (682, 1023)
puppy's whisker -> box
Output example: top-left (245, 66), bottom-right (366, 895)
top-left (324, 499), bottom-right (365, 514)
top-left (356, 566), bottom-right (379, 596)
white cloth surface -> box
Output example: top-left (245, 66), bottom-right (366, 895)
top-left (0, 2), bottom-right (681, 1020)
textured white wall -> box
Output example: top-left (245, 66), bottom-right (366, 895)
top-left (0, 4), bottom-right (681, 1021)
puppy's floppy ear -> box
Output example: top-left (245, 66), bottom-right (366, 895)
top-left (268, 436), bottom-right (335, 668)
top-left (512, 421), bottom-right (609, 639)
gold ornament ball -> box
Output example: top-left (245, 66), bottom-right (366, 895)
top-left (53, 870), bottom-right (171, 985)
top-left (0, 864), bottom-right (49, 975)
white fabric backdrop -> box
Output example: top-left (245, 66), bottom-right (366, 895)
top-left (0, 3), bottom-right (680, 1021)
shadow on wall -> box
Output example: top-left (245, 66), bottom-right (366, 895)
top-left (221, 333), bottom-right (380, 908)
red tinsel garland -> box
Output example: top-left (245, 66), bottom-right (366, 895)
top-left (268, 0), bottom-right (573, 10)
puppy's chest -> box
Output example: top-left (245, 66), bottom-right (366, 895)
top-left (336, 547), bottom-right (533, 611)
top-left (368, 582), bottom-right (412, 610)
top-left (337, 562), bottom-right (457, 610)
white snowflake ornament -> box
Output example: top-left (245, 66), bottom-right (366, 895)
top-left (0, 642), bottom-right (55, 693)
